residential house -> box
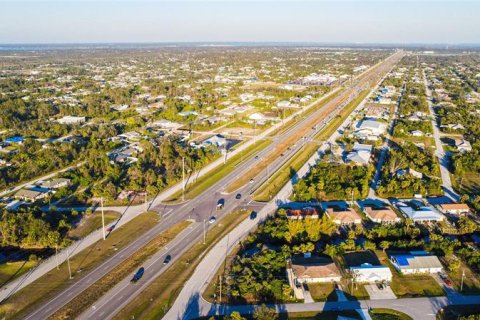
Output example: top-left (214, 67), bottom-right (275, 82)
top-left (410, 130), bottom-right (424, 137)
top-left (396, 168), bottom-right (423, 179)
top-left (438, 203), bottom-right (470, 215)
top-left (290, 257), bottom-right (342, 284)
top-left (350, 263), bottom-right (393, 283)
top-left (201, 134), bottom-right (228, 149)
top-left (325, 207), bottom-right (362, 225)
top-left (454, 139), bottom-right (472, 153)
top-left (286, 207), bottom-right (320, 220)
top-left (364, 206), bottom-right (400, 224)
top-left (352, 119), bottom-right (387, 141)
top-left (15, 188), bottom-right (49, 202)
top-left (40, 178), bottom-right (71, 189)
top-left (345, 143), bottom-right (372, 166)
top-left (56, 116), bottom-right (86, 125)
top-left (396, 201), bottom-right (444, 222)
top-left (390, 251), bottom-right (443, 274)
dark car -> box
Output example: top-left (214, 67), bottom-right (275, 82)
top-left (235, 193), bottom-right (242, 199)
top-left (106, 225), bottom-right (115, 232)
top-left (163, 255), bottom-right (171, 264)
top-left (376, 283), bottom-right (384, 290)
top-left (131, 267), bottom-right (145, 283)
top-left (250, 211), bottom-right (257, 220)
top-left (303, 283), bottom-right (310, 291)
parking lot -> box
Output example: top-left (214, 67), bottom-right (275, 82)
top-left (365, 284), bottom-right (397, 300)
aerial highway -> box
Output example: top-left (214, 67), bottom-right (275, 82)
top-left (22, 51), bottom-right (404, 319)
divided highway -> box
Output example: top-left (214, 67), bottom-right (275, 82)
top-left (23, 51), bottom-right (404, 320)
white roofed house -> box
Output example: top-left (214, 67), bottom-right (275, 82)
top-left (396, 201), bottom-right (444, 222)
top-left (201, 134), bottom-right (228, 151)
top-left (350, 263), bottom-right (393, 283)
top-left (345, 143), bottom-right (372, 166)
top-left (352, 119), bottom-right (387, 141)
top-left (390, 252), bottom-right (443, 274)
top-left (454, 139), bottom-right (472, 153)
top-left (56, 116), bottom-right (86, 125)
top-left (40, 178), bottom-right (71, 189)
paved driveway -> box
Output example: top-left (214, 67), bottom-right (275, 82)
top-left (365, 284), bottom-right (396, 300)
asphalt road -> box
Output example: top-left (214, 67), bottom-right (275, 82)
top-left (164, 51), bottom-right (405, 320)
top-left (23, 51), bottom-right (403, 319)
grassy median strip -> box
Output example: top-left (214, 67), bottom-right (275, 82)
top-left (113, 209), bottom-right (252, 320)
top-left (315, 89), bottom-right (370, 141)
top-left (3, 212), bottom-right (160, 320)
top-left (253, 143), bottom-right (319, 202)
top-left (165, 139), bottom-right (271, 202)
top-left (49, 219), bottom-right (191, 319)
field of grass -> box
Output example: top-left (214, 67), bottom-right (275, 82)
top-left (370, 308), bottom-right (413, 320)
top-left (2, 211), bottom-right (161, 319)
top-left (166, 139), bottom-right (271, 201)
top-left (447, 261), bottom-right (480, 295)
top-left (343, 282), bottom-right (370, 300)
top-left (314, 90), bottom-right (369, 141)
top-left (453, 172), bottom-right (480, 196)
top-left (68, 210), bottom-right (120, 239)
top-left (113, 209), bottom-right (252, 320)
top-left (375, 250), bottom-right (444, 298)
top-left (0, 260), bottom-right (38, 286)
top-left (50, 220), bottom-right (191, 319)
top-left (308, 283), bottom-right (337, 301)
top-left (253, 143), bottom-right (319, 201)
top-left (390, 273), bottom-right (444, 298)
top-left (198, 310), bottom-right (362, 320)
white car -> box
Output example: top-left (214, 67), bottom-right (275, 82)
top-left (208, 216), bottom-right (216, 224)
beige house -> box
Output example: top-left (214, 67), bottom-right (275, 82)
top-left (291, 257), bottom-right (342, 284)
top-left (438, 203), bottom-right (470, 215)
top-left (364, 206), bottom-right (400, 224)
top-left (325, 208), bottom-right (362, 225)
top-left (15, 189), bottom-right (49, 202)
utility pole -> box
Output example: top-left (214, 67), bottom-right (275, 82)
top-left (101, 197), bottom-right (106, 240)
top-left (203, 219), bottom-right (206, 244)
top-left (182, 157), bottom-right (185, 201)
top-left (461, 269), bottom-right (465, 292)
top-left (145, 191), bottom-right (148, 212)
top-left (219, 275), bottom-right (222, 303)
top-left (55, 245), bottom-right (59, 270)
top-left (66, 248), bottom-right (73, 279)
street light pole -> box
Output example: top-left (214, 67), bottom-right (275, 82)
top-left (101, 197), bottom-right (106, 240)
top-left (461, 269), bottom-right (465, 292)
top-left (66, 248), bottom-right (73, 279)
top-left (182, 157), bottom-right (185, 201)
top-left (203, 219), bottom-right (206, 244)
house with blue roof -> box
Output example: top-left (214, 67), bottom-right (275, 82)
top-left (390, 251), bottom-right (443, 274)
top-left (5, 135), bottom-right (25, 144)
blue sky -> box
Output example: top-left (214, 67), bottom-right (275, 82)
top-left (0, 1), bottom-right (479, 44)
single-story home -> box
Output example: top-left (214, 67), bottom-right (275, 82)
top-left (40, 178), bottom-right (71, 189)
top-left (286, 207), bottom-right (320, 220)
top-left (350, 263), bottom-right (393, 283)
top-left (201, 134), bottom-right (228, 149)
top-left (396, 201), bottom-right (444, 222)
top-left (390, 251), bottom-right (443, 274)
top-left (454, 139), bottom-right (472, 153)
top-left (364, 206), bottom-right (401, 224)
top-left (325, 207), bottom-right (362, 225)
top-left (438, 203), bottom-right (470, 215)
top-left (14, 188), bottom-right (49, 202)
top-left (290, 257), bottom-right (342, 284)
top-left (345, 143), bottom-right (372, 166)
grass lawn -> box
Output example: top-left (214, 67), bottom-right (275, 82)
top-left (1, 211), bottom-right (161, 319)
top-left (197, 310), bottom-right (362, 320)
top-left (166, 139), bottom-right (271, 202)
top-left (343, 282), bottom-right (370, 300)
top-left (390, 273), bottom-right (444, 298)
top-left (370, 308), bottom-right (413, 320)
top-left (375, 250), bottom-right (444, 298)
top-left (447, 261), bottom-right (480, 295)
top-left (253, 143), bottom-right (319, 202)
top-left (0, 260), bottom-right (38, 285)
top-left (50, 220), bottom-right (191, 319)
top-left (453, 171), bottom-right (480, 196)
top-left (113, 209), bottom-right (252, 320)
top-left (68, 210), bottom-right (120, 239)
top-left (308, 283), bottom-right (337, 301)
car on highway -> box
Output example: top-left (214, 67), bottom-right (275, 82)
top-left (131, 267), bottom-right (145, 283)
top-left (209, 216), bottom-right (216, 224)
top-left (249, 179), bottom-right (254, 184)
top-left (254, 155), bottom-right (259, 160)
top-left (106, 225), bottom-right (115, 232)
top-left (216, 198), bottom-right (224, 210)
top-left (235, 193), bottom-right (241, 199)
top-left (163, 255), bottom-right (171, 264)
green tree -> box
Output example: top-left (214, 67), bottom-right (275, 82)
top-left (253, 304), bottom-right (278, 320)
